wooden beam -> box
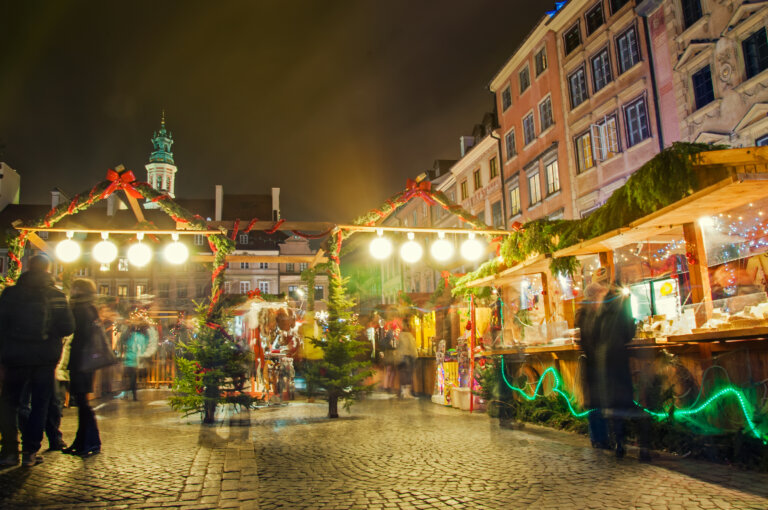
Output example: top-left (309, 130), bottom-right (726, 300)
top-left (338, 224), bottom-right (513, 235)
top-left (124, 191), bottom-right (145, 223)
top-left (192, 254), bottom-right (326, 264)
top-left (694, 146), bottom-right (768, 167)
top-left (15, 227), bottom-right (224, 235)
top-left (310, 249), bottom-right (326, 269)
top-left (598, 251), bottom-right (615, 284)
top-left (12, 220), bottom-right (53, 256)
top-left (683, 222), bottom-right (713, 327)
top-left (195, 220), bottom-right (337, 233)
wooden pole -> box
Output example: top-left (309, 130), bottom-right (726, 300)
top-left (683, 222), bottom-right (713, 327)
top-left (469, 295), bottom-right (475, 414)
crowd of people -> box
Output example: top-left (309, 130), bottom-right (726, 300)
top-left (0, 255), bottom-right (156, 468)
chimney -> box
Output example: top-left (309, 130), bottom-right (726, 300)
top-left (107, 195), bottom-right (116, 216)
top-left (459, 136), bottom-right (475, 157)
top-left (51, 189), bottom-right (62, 208)
top-left (215, 185), bottom-right (223, 222)
top-left (271, 187), bottom-right (280, 221)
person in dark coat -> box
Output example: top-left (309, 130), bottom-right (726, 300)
top-left (0, 255), bottom-right (75, 467)
top-left (576, 282), bottom-right (610, 449)
top-left (62, 279), bottom-right (102, 456)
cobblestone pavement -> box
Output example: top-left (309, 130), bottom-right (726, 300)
top-left (1, 391), bottom-right (768, 509)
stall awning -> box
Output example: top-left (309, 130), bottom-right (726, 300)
top-left (466, 254), bottom-right (550, 288)
top-left (554, 173), bottom-right (768, 258)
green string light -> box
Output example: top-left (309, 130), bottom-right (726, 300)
top-left (500, 357), bottom-right (766, 442)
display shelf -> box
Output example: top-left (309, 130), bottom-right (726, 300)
top-left (666, 326), bottom-right (768, 343)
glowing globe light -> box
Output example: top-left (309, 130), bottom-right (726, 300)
top-left (460, 233), bottom-right (484, 261)
top-left (55, 232), bottom-right (81, 263)
top-left (164, 233), bottom-right (189, 264)
top-left (93, 233), bottom-right (118, 264)
top-left (430, 232), bottom-right (454, 262)
top-left (400, 232), bottom-right (423, 263)
top-left (127, 234), bottom-right (152, 267)
top-left (369, 230), bottom-right (393, 260)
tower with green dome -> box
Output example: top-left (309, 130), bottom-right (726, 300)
top-left (145, 111), bottom-right (178, 208)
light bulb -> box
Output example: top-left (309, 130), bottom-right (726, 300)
top-left (369, 230), bottom-right (393, 260)
top-left (460, 233), bottom-right (484, 261)
top-left (93, 233), bottom-right (118, 264)
top-left (164, 233), bottom-right (189, 264)
top-left (55, 233), bottom-right (81, 263)
top-left (400, 232), bottom-right (423, 263)
top-left (430, 233), bottom-right (454, 262)
top-left (127, 238), bottom-right (152, 267)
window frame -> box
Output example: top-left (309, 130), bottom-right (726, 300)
top-left (460, 180), bottom-right (469, 200)
top-left (539, 96), bottom-right (554, 131)
top-left (616, 24), bottom-right (641, 75)
top-left (564, 22), bottom-right (582, 55)
top-left (680, 0), bottom-right (703, 30)
top-left (743, 27), bottom-right (768, 80)
top-left (473, 168), bottom-right (482, 191)
top-left (519, 65), bottom-right (531, 94)
top-left (501, 86), bottom-right (512, 111)
top-left (545, 160), bottom-right (561, 196)
top-left (568, 65), bottom-right (589, 109)
top-left (591, 46), bottom-right (613, 92)
top-left (505, 129), bottom-right (517, 160)
top-left (585, 2), bottom-right (605, 36)
top-left (609, 0), bottom-right (631, 15)
top-left (594, 113), bottom-right (621, 160)
top-left (509, 185), bottom-right (521, 216)
top-left (523, 112), bottom-right (536, 146)
top-left (528, 171), bottom-right (542, 206)
top-left (238, 233), bottom-right (249, 245)
top-left (489, 157), bottom-right (498, 179)
top-left (623, 95), bottom-right (652, 148)
top-left (239, 281), bottom-right (251, 294)
top-left (575, 130), bottom-right (595, 173)
top-left (535, 47), bottom-right (548, 76)
top-left (691, 64), bottom-right (715, 110)
top-left (258, 281), bottom-right (269, 294)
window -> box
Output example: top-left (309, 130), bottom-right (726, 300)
top-left (523, 113), bottom-right (536, 145)
top-left (509, 186), bottom-right (521, 216)
top-left (535, 48), bottom-right (548, 75)
top-left (743, 28), bottom-right (768, 79)
top-left (591, 47), bottom-right (613, 92)
top-left (681, 0), bottom-right (703, 30)
top-left (240, 262), bottom-right (249, 269)
top-left (196, 284), bottom-right (208, 297)
top-left (692, 65), bottom-right (715, 110)
top-left (288, 285), bottom-right (298, 298)
top-left (177, 286), bottom-right (188, 299)
top-left (239, 234), bottom-right (249, 244)
top-left (473, 169), bottom-right (482, 191)
top-left (299, 262), bottom-right (308, 271)
top-left (616, 26), bottom-right (640, 74)
top-left (491, 201), bottom-right (503, 227)
top-left (501, 86), bottom-right (512, 110)
top-left (539, 97), bottom-right (554, 131)
top-left (194, 234), bottom-right (205, 246)
top-left (259, 262), bottom-right (269, 269)
top-left (624, 96), bottom-right (651, 147)
top-left (489, 157), bottom-right (498, 179)
top-left (757, 134), bottom-right (768, 146)
top-left (593, 115), bottom-right (621, 160)
top-left (505, 130), bottom-right (517, 160)
top-left (575, 131), bottom-right (595, 172)
top-left (158, 282), bottom-right (169, 298)
top-left (315, 285), bottom-right (324, 300)
top-left (99, 284), bottom-right (110, 296)
top-left (118, 258), bottom-right (129, 272)
top-left (528, 173), bottom-right (542, 205)
top-left (286, 263), bottom-right (295, 273)
top-left (610, 0), bottom-right (630, 14)
top-left (136, 285), bottom-right (146, 297)
top-left (240, 281), bottom-right (250, 294)
top-left (585, 3), bottom-right (605, 35)
top-left (460, 180), bottom-right (469, 200)
top-left (76, 267), bottom-right (88, 277)
top-left (564, 24), bottom-right (582, 55)
top-left (569, 66), bottom-right (589, 108)
top-left (118, 285), bottom-right (128, 297)
top-left (224, 281), bottom-right (232, 294)
top-left (545, 160), bottom-right (560, 195)
top-left (519, 66), bottom-right (531, 93)
top-left (258, 281), bottom-right (269, 294)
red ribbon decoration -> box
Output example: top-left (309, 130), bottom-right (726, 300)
top-left (265, 219), bottom-right (285, 235)
top-left (244, 217), bottom-right (259, 233)
top-left (247, 288), bottom-right (262, 299)
top-left (402, 178), bottom-right (436, 206)
top-left (67, 195), bottom-right (80, 215)
top-left (509, 221), bottom-right (523, 232)
top-left (230, 219), bottom-right (241, 241)
top-left (331, 229), bottom-right (343, 265)
top-left (290, 227), bottom-right (334, 239)
top-left (101, 168), bottom-right (143, 200)
top-left (440, 271), bottom-right (452, 288)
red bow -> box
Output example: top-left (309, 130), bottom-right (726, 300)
top-left (101, 168), bottom-right (142, 200)
top-left (403, 178), bottom-right (436, 206)
top-left (509, 221), bottom-right (523, 232)
top-left (247, 288), bottom-right (262, 300)
top-left (440, 271), bottom-right (452, 288)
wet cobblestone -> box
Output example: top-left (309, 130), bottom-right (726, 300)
top-left (1, 391), bottom-right (767, 509)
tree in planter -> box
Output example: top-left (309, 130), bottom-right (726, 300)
top-left (307, 275), bottom-right (374, 418)
top-left (170, 299), bottom-right (258, 423)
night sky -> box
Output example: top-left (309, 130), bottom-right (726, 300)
top-left (1, 1), bottom-right (548, 222)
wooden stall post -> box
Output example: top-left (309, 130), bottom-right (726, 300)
top-left (683, 222), bottom-right (713, 327)
top-left (598, 251), bottom-right (615, 282)
top-left (539, 271), bottom-right (553, 320)
top-left (469, 295), bottom-right (475, 413)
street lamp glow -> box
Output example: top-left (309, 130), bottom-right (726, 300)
top-left (369, 229), bottom-right (393, 260)
top-left (699, 216), bottom-right (715, 228)
top-left (460, 233), bottom-right (484, 261)
top-left (127, 233), bottom-right (152, 267)
top-left (93, 233), bottom-right (118, 264)
top-left (55, 232), bottom-right (80, 263)
top-left (430, 232), bottom-right (454, 262)
top-left (400, 232), bottom-right (423, 263)
top-left (164, 233), bottom-right (189, 264)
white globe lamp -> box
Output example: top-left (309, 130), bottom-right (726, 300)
top-left (164, 233), bottom-right (189, 264)
top-left (93, 233), bottom-right (118, 264)
top-left (400, 232), bottom-right (423, 263)
top-left (430, 232), bottom-right (454, 262)
top-left (369, 229), bottom-right (393, 260)
top-left (55, 232), bottom-right (81, 263)
top-left (127, 233), bottom-right (152, 267)
top-left (460, 233), bottom-right (484, 261)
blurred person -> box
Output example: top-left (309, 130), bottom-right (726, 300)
top-left (116, 313), bottom-right (156, 401)
top-left (0, 255), bottom-right (75, 467)
top-left (381, 322), bottom-right (398, 393)
top-left (62, 279), bottom-right (102, 457)
top-left (396, 320), bottom-right (417, 398)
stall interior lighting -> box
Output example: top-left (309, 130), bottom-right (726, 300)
top-left (93, 232), bottom-right (118, 264)
top-left (55, 231), bottom-right (81, 263)
top-left (430, 231), bottom-right (454, 262)
top-left (164, 233), bottom-right (189, 265)
top-left (369, 229), bottom-right (393, 260)
top-left (400, 232), bottom-right (423, 263)
top-left (127, 232), bottom-right (152, 267)
top-left (460, 232), bottom-right (484, 261)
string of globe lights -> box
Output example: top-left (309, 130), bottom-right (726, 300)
top-left (336, 224), bottom-right (513, 264)
top-left (16, 227), bottom-right (224, 268)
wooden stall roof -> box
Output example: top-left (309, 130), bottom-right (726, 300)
top-left (554, 172), bottom-right (768, 257)
top-left (466, 254), bottom-right (550, 288)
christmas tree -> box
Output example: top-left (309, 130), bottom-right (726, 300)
top-left (307, 275), bottom-right (374, 418)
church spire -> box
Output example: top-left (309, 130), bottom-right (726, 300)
top-left (149, 111), bottom-right (174, 165)
top-left (145, 111), bottom-right (178, 206)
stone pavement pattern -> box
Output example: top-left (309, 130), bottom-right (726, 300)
top-left (0, 392), bottom-right (767, 509)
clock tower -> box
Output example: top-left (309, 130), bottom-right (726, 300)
top-left (145, 111), bottom-right (177, 208)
